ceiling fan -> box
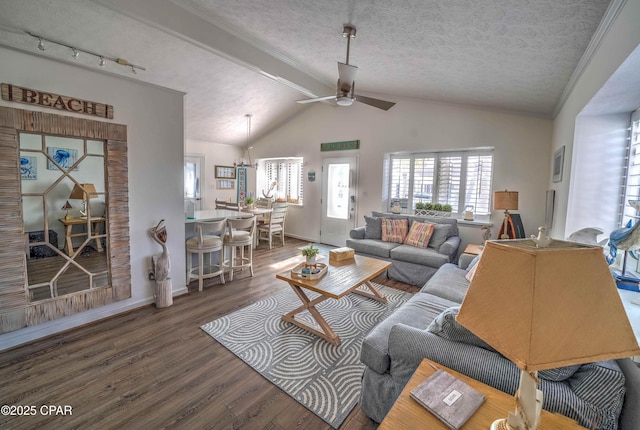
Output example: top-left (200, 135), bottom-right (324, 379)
top-left (296, 25), bottom-right (396, 111)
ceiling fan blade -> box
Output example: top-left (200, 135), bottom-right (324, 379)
top-left (296, 95), bottom-right (337, 104)
top-left (337, 62), bottom-right (358, 92)
top-left (355, 95), bottom-right (396, 111)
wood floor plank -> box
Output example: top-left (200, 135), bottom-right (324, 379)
top-left (0, 238), bottom-right (419, 429)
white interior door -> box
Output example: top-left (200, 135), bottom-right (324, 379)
top-left (320, 156), bottom-right (358, 247)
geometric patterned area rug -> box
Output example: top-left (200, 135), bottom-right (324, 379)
top-left (200, 284), bottom-right (413, 429)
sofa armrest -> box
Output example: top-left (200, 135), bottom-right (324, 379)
top-left (439, 235), bottom-right (461, 260)
top-left (458, 253), bottom-right (475, 270)
top-left (618, 358), bottom-right (640, 430)
top-left (350, 226), bottom-right (365, 239)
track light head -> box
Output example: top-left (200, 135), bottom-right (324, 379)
top-left (72, 48), bottom-right (79, 60)
top-left (99, 56), bottom-right (106, 68)
top-left (37, 38), bottom-right (45, 51)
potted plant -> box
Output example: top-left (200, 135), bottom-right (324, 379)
top-left (245, 196), bottom-right (255, 209)
top-left (301, 244), bottom-right (320, 265)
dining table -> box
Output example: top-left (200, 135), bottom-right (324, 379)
top-left (240, 207), bottom-right (273, 247)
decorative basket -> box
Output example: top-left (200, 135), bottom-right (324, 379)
top-left (291, 262), bottom-right (328, 280)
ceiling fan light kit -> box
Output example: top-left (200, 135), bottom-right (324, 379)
top-left (296, 25), bottom-right (395, 111)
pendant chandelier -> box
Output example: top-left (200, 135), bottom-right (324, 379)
top-left (234, 114), bottom-right (258, 169)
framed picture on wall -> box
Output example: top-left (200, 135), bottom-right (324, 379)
top-left (552, 146), bottom-right (565, 183)
top-left (216, 179), bottom-right (234, 189)
top-left (215, 165), bottom-right (236, 179)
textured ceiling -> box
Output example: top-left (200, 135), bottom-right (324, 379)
top-left (0, 0), bottom-right (613, 146)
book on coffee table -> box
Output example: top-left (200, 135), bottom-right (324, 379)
top-left (409, 369), bottom-right (485, 429)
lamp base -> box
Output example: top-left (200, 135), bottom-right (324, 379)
top-left (491, 419), bottom-right (513, 430)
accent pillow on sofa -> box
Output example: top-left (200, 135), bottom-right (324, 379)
top-left (364, 216), bottom-right (382, 240)
top-left (427, 224), bottom-right (451, 250)
top-left (381, 218), bottom-right (409, 243)
top-left (426, 306), bottom-right (496, 352)
top-left (403, 221), bottom-right (435, 248)
top-left (429, 306), bottom-right (582, 382)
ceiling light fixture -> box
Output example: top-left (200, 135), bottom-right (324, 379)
top-left (234, 114), bottom-right (258, 169)
top-left (26, 31), bottom-right (146, 74)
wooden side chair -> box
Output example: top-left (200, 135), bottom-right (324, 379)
top-left (257, 206), bottom-right (287, 249)
top-left (223, 216), bottom-right (255, 281)
top-left (186, 219), bottom-right (226, 291)
top-left (215, 199), bottom-right (228, 209)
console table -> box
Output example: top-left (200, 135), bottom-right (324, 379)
top-left (58, 217), bottom-right (106, 257)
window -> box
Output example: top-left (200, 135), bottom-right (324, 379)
top-left (622, 110), bottom-right (640, 224)
top-left (387, 149), bottom-right (494, 215)
top-left (257, 157), bottom-right (303, 204)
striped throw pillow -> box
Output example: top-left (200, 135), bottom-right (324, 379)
top-left (381, 218), bottom-right (409, 243)
top-left (404, 221), bottom-right (435, 248)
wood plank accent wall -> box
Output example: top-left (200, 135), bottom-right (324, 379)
top-left (0, 106), bottom-right (130, 333)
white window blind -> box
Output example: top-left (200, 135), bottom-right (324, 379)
top-left (388, 149), bottom-right (494, 215)
top-left (259, 158), bottom-right (303, 204)
top-left (622, 111), bottom-right (640, 223)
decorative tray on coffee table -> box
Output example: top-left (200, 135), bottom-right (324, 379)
top-left (291, 262), bottom-right (328, 280)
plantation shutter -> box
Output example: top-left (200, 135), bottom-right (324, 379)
top-left (465, 154), bottom-right (493, 215)
top-left (412, 157), bottom-right (436, 208)
top-left (436, 155), bottom-right (462, 212)
top-left (623, 112), bottom-right (640, 223)
top-left (261, 158), bottom-right (304, 204)
top-left (389, 157), bottom-right (411, 208)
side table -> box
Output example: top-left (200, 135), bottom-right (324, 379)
top-left (378, 358), bottom-right (586, 430)
top-left (463, 243), bottom-right (484, 256)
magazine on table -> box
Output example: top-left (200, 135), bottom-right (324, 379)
top-left (410, 368), bottom-right (485, 429)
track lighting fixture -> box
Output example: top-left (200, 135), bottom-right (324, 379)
top-left (26, 31), bottom-right (146, 74)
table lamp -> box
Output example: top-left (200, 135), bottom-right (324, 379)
top-left (494, 190), bottom-right (519, 239)
top-left (69, 183), bottom-right (98, 217)
top-left (457, 239), bottom-right (640, 430)
top-left (61, 200), bottom-right (72, 220)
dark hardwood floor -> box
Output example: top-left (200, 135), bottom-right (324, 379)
top-left (0, 237), bottom-right (418, 430)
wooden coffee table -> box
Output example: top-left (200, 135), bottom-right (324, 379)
top-left (276, 254), bottom-right (391, 345)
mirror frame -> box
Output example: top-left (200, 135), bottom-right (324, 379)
top-left (0, 106), bottom-right (131, 334)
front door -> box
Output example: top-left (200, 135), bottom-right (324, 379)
top-left (320, 156), bottom-right (358, 247)
top-left (184, 154), bottom-right (204, 212)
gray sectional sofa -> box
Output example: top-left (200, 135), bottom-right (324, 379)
top-left (346, 211), bottom-right (461, 286)
top-left (359, 257), bottom-right (640, 430)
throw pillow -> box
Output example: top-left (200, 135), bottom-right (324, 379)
top-left (428, 307), bottom-right (582, 383)
top-left (465, 255), bottom-right (481, 281)
top-left (364, 216), bottom-right (382, 240)
top-left (381, 218), bottom-right (409, 243)
top-left (426, 306), bottom-right (496, 352)
top-left (403, 221), bottom-right (435, 248)
top-left (427, 224), bottom-right (451, 250)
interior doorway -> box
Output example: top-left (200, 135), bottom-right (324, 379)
top-left (184, 154), bottom-right (204, 211)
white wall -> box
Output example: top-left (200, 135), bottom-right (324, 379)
top-left (552, 0), bottom-right (640, 239)
top-left (186, 139), bottom-right (243, 209)
top-left (251, 96), bottom-right (553, 252)
top-left (0, 47), bottom-right (186, 350)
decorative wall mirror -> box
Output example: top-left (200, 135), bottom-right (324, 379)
top-left (0, 106), bottom-right (131, 334)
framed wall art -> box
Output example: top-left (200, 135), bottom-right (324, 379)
top-left (216, 179), bottom-right (235, 189)
top-left (215, 165), bottom-right (236, 179)
top-left (552, 146), bottom-right (564, 183)
top-left (47, 147), bottom-right (78, 170)
top-left (20, 156), bottom-right (37, 180)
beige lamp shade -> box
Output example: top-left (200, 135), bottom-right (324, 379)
top-left (494, 190), bottom-right (519, 210)
top-left (457, 239), bottom-right (640, 371)
top-left (69, 183), bottom-right (98, 200)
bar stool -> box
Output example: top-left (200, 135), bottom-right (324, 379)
top-left (223, 216), bottom-right (255, 281)
top-left (186, 219), bottom-right (226, 291)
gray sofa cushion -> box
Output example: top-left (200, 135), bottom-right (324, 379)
top-left (421, 263), bottom-right (470, 302)
top-left (389, 244), bottom-right (449, 267)
top-left (426, 306), bottom-right (496, 352)
top-left (364, 216), bottom-right (382, 240)
top-left (347, 238), bottom-right (398, 258)
top-left (360, 293), bottom-right (457, 375)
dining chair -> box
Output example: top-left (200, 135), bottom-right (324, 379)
top-left (257, 206), bottom-right (287, 249)
top-left (223, 216), bottom-right (255, 281)
top-left (215, 199), bottom-right (228, 209)
top-left (186, 219), bottom-right (226, 291)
